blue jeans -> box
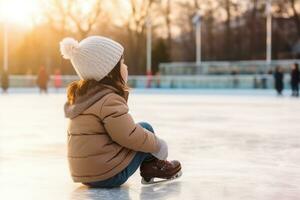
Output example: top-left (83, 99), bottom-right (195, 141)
top-left (83, 122), bottom-right (155, 188)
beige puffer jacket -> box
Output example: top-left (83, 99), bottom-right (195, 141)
top-left (64, 84), bottom-right (160, 183)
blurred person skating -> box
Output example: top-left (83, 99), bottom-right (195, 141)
top-left (290, 63), bottom-right (300, 97)
top-left (260, 71), bottom-right (268, 89)
top-left (273, 66), bottom-right (284, 96)
top-left (1, 71), bottom-right (9, 93)
top-left (37, 66), bottom-right (49, 93)
top-left (231, 69), bottom-right (239, 88)
top-left (54, 68), bottom-right (62, 91)
top-left (60, 36), bottom-right (181, 187)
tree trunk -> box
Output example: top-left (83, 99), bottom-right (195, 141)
top-left (250, 0), bottom-right (258, 59)
top-left (166, 0), bottom-right (172, 53)
top-left (290, 0), bottom-right (300, 37)
top-left (224, 0), bottom-right (232, 60)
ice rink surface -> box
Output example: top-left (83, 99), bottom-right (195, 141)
top-left (1, 88), bottom-right (300, 200)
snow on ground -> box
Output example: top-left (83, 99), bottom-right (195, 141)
top-left (0, 89), bottom-right (300, 200)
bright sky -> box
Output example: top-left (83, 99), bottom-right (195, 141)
top-left (0, 0), bottom-right (42, 28)
top-left (0, 0), bottom-right (130, 29)
top-left (0, 0), bottom-right (284, 31)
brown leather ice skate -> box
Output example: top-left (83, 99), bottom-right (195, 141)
top-left (140, 158), bottom-right (182, 184)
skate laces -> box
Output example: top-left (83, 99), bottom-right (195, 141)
top-left (157, 160), bottom-right (172, 170)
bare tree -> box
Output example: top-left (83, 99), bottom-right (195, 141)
top-left (204, 2), bottom-right (216, 60)
top-left (161, 0), bottom-right (172, 50)
top-left (170, 0), bottom-right (217, 61)
top-left (249, 0), bottom-right (259, 58)
top-left (42, 0), bottom-right (103, 39)
top-left (221, 0), bottom-right (233, 59)
top-left (126, 0), bottom-right (158, 74)
top-left (289, 0), bottom-right (300, 37)
top-left (68, 1), bottom-right (102, 38)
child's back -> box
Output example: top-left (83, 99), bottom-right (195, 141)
top-left (65, 84), bottom-right (158, 183)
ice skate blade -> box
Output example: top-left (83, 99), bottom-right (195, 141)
top-left (141, 170), bottom-right (182, 185)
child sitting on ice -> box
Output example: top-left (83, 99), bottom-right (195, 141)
top-left (60, 36), bottom-right (181, 187)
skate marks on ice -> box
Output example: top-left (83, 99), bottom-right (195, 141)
top-left (70, 181), bottom-right (182, 200)
top-left (70, 185), bottom-right (131, 200)
top-left (139, 181), bottom-right (182, 200)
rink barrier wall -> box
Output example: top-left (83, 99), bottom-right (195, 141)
top-left (159, 59), bottom-right (300, 75)
top-left (1, 75), bottom-right (291, 89)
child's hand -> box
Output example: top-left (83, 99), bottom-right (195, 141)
top-left (152, 138), bottom-right (168, 160)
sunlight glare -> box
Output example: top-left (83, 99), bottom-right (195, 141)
top-left (0, 0), bottom-right (40, 27)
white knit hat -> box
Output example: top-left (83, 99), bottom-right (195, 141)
top-left (59, 36), bottom-right (124, 81)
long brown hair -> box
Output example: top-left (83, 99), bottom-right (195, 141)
top-left (67, 58), bottom-right (129, 105)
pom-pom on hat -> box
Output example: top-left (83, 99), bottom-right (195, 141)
top-left (59, 36), bottom-right (124, 81)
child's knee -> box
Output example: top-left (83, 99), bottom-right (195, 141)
top-left (138, 122), bottom-right (155, 133)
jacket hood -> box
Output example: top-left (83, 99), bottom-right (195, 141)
top-left (64, 84), bottom-right (128, 119)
